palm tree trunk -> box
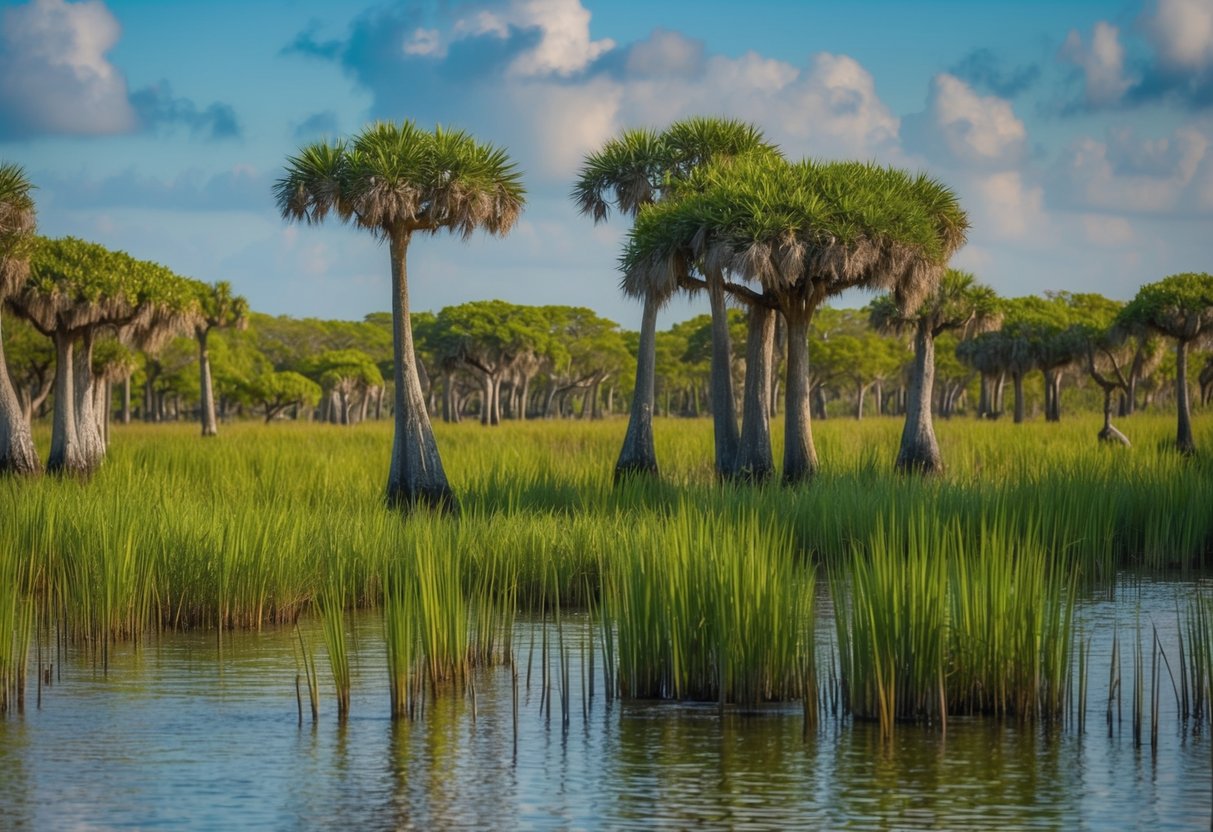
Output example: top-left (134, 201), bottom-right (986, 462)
top-left (781, 306), bottom-right (817, 484)
top-left (706, 266), bottom-right (739, 478)
top-left (385, 229), bottom-right (456, 512)
top-left (71, 331), bottom-right (104, 472)
top-left (615, 295), bottom-right (660, 481)
top-left (1175, 339), bottom-right (1195, 455)
top-left (197, 328), bottom-right (219, 437)
top-left (855, 383), bottom-right (866, 420)
top-left (735, 303), bottom-right (774, 483)
top-left (0, 315), bottom-right (39, 475)
top-left (1097, 386), bottom-right (1130, 446)
top-left (48, 332), bottom-right (86, 474)
top-left (1012, 371), bottom-right (1025, 424)
top-left (896, 320), bottom-right (943, 473)
top-left (121, 376), bottom-right (131, 425)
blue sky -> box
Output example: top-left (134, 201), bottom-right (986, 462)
top-left (1, 0), bottom-right (1211, 327)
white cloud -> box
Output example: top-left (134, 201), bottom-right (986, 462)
top-left (1080, 214), bottom-right (1135, 245)
top-left (910, 74), bottom-right (1026, 168)
top-left (443, 0), bottom-right (614, 77)
top-left (1145, 0), bottom-right (1213, 72)
top-left (1059, 22), bottom-right (1132, 106)
top-left (970, 171), bottom-right (1046, 240)
top-left (1059, 125), bottom-right (1213, 214)
top-left (0, 0), bottom-right (136, 137)
top-left (614, 49), bottom-right (899, 162)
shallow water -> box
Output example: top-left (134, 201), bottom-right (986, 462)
top-left (2, 576), bottom-right (1211, 831)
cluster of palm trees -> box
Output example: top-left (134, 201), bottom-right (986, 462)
top-left (4, 114), bottom-right (1211, 513)
top-left (0, 173), bottom-right (247, 476)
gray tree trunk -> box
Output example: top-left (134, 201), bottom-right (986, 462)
top-left (1175, 339), bottom-right (1195, 455)
top-left (615, 295), bottom-right (660, 481)
top-left (855, 383), bottom-right (866, 420)
top-left (72, 333), bottom-right (104, 472)
top-left (0, 315), bottom-right (39, 475)
top-left (197, 328), bottom-right (218, 437)
top-left (781, 307), bottom-right (817, 484)
top-left (385, 230), bottom-right (456, 512)
top-left (896, 321), bottom-right (943, 473)
top-left (734, 303), bottom-right (774, 483)
top-left (121, 376), bottom-right (131, 425)
top-left (48, 333), bottom-right (87, 474)
top-left (1012, 372), bottom-right (1025, 424)
top-left (480, 373), bottom-right (493, 426)
top-left (1097, 386), bottom-right (1130, 446)
top-left (706, 266), bottom-right (739, 478)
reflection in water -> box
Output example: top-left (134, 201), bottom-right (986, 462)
top-left (0, 581), bottom-right (1210, 830)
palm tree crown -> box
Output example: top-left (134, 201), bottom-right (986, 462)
top-left (0, 163), bottom-right (36, 298)
top-left (274, 121), bottom-right (525, 241)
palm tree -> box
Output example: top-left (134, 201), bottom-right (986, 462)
top-left (573, 119), bottom-right (777, 481)
top-left (0, 163), bottom-right (39, 475)
top-left (275, 121), bottom-right (525, 511)
top-left (195, 281), bottom-right (248, 437)
top-left (1118, 273), bottom-right (1213, 455)
top-left (573, 128), bottom-right (667, 479)
top-left (869, 269), bottom-right (998, 473)
top-left (623, 156), bottom-right (967, 484)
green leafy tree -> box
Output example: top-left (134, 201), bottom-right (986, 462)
top-left (624, 156), bottom-right (967, 483)
top-left (276, 121), bottom-right (525, 512)
top-left (869, 270), bottom-right (998, 472)
top-left (245, 371), bottom-right (322, 423)
top-left (194, 281), bottom-right (248, 437)
top-left (0, 163), bottom-right (39, 474)
top-left (1118, 273), bottom-right (1213, 454)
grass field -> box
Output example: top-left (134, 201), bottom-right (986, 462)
top-left (2, 411), bottom-right (1211, 721)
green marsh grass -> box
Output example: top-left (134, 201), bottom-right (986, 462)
top-left (0, 411), bottom-right (1209, 724)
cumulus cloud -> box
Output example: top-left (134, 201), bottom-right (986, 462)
top-left (0, 0), bottom-right (136, 138)
top-left (292, 5), bottom-right (902, 180)
top-left (1145, 0), bottom-right (1213, 73)
top-left (970, 171), bottom-right (1047, 240)
top-left (904, 74), bottom-right (1027, 168)
top-left (0, 0), bottom-right (241, 141)
top-left (1056, 124), bottom-right (1213, 214)
top-left (1059, 22), bottom-right (1133, 108)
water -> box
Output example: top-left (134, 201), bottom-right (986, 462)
top-left (2, 578), bottom-right (1211, 831)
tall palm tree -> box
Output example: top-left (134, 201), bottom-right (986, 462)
top-left (573, 119), bottom-right (776, 481)
top-left (869, 269), bottom-right (999, 473)
top-left (0, 163), bottom-right (39, 475)
top-left (275, 121), bottom-right (524, 511)
top-left (624, 156), bottom-right (967, 484)
top-left (573, 128), bottom-right (670, 478)
top-left (1118, 273), bottom-right (1213, 455)
top-left (195, 281), bottom-right (248, 437)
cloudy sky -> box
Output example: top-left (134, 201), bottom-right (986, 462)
top-left (1, 0), bottom-right (1211, 326)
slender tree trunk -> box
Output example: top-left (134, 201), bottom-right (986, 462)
top-left (1012, 371), bottom-right (1025, 424)
top-left (358, 389), bottom-right (370, 424)
top-left (855, 383), bottom-right (866, 420)
top-left (1097, 386), bottom-right (1130, 446)
top-left (121, 376), bottom-right (131, 425)
top-left (491, 376), bottom-right (502, 426)
top-left (197, 328), bottom-right (218, 437)
top-left (480, 373), bottom-right (493, 427)
top-left (993, 372), bottom-right (1006, 417)
top-left (896, 321), bottom-right (943, 473)
top-left (781, 305), bottom-right (817, 484)
top-left (519, 374), bottom-right (531, 421)
top-left (385, 230), bottom-right (456, 512)
top-left (0, 315), bottom-right (39, 475)
top-left (72, 332), bottom-right (104, 472)
top-left (1175, 339), bottom-right (1195, 455)
top-left (339, 389), bottom-right (352, 426)
top-left (616, 295), bottom-right (660, 480)
top-left (706, 266), bottom-right (740, 478)
top-left (48, 332), bottom-right (87, 474)
top-left (735, 303), bottom-right (775, 483)
top-left (375, 387), bottom-right (384, 421)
